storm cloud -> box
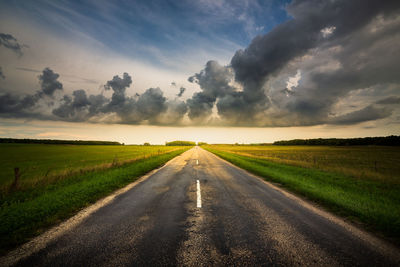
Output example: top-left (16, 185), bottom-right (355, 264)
top-left (0, 93), bottom-right (41, 118)
top-left (329, 105), bottom-right (392, 125)
top-left (1, 0), bottom-right (399, 127)
top-left (376, 96), bottom-right (400, 105)
top-left (52, 90), bottom-right (90, 120)
top-left (183, 0), bottom-right (400, 126)
top-left (38, 68), bottom-right (63, 96)
top-left (49, 72), bottom-right (186, 125)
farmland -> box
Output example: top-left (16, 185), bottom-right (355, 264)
top-left (0, 143), bottom-right (182, 194)
top-left (204, 145), bottom-right (400, 242)
top-left (205, 145), bottom-right (400, 183)
top-left (0, 143), bottom-right (191, 253)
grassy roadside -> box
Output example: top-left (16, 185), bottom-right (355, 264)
top-left (204, 146), bottom-right (400, 242)
top-left (0, 148), bottom-right (189, 255)
top-left (0, 144), bottom-right (183, 193)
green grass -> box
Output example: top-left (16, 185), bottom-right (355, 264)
top-left (0, 145), bottom-right (190, 254)
top-left (0, 144), bottom-right (183, 194)
top-left (207, 145), bottom-right (400, 184)
top-left (204, 146), bottom-right (400, 242)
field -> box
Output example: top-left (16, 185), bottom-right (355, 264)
top-left (0, 143), bottom-right (191, 253)
top-left (204, 145), bottom-right (400, 241)
top-left (0, 143), bottom-right (182, 194)
top-left (204, 145), bottom-right (400, 183)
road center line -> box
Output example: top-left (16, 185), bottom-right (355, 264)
top-left (196, 180), bottom-right (202, 208)
top-left (196, 159), bottom-right (199, 165)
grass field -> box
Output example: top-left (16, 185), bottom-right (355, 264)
top-left (0, 144), bottom-right (191, 254)
top-left (0, 144), bottom-right (182, 194)
top-left (204, 145), bottom-right (400, 242)
top-left (206, 145), bottom-right (400, 184)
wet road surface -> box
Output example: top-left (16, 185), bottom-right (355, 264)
top-left (4, 147), bottom-right (400, 266)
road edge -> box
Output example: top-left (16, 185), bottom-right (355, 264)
top-left (0, 150), bottom-right (189, 267)
top-left (202, 147), bottom-right (400, 262)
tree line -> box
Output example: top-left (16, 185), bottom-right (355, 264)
top-left (273, 135), bottom-right (400, 146)
top-left (165, 141), bottom-right (196, 146)
top-left (0, 138), bottom-right (122, 145)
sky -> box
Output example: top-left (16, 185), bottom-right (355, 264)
top-left (0, 0), bottom-right (399, 144)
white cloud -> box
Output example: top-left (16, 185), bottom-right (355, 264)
top-left (321, 26), bottom-right (336, 38)
top-left (286, 70), bottom-right (301, 92)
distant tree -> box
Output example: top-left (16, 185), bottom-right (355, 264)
top-left (165, 141), bottom-right (195, 146)
top-left (273, 135), bottom-right (400, 146)
top-left (198, 142), bottom-right (208, 146)
top-left (143, 142), bottom-right (150, 146)
top-left (0, 138), bottom-right (122, 145)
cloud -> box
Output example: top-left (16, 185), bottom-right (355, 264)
top-left (329, 105), bottom-right (392, 125)
top-left (177, 87), bottom-right (186, 97)
top-left (183, 0), bottom-right (400, 126)
top-left (38, 68), bottom-right (63, 96)
top-left (15, 67), bottom-right (41, 73)
top-left (0, 67), bottom-right (63, 119)
top-left (52, 90), bottom-right (90, 120)
top-left (0, 93), bottom-right (41, 118)
top-left (187, 60), bottom-right (238, 122)
top-left (376, 96), bottom-right (400, 105)
top-left (124, 87), bottom-right (167, 123)
top-left (0, 0), bottom-right (399, 127)
top-left (0, 33), bottom-right (26, 56)
top-left (16, 67), bottom-right (98, 85)
top-left (49, 72), bottom-right (186, 125)
top-left (103, 72), bottom-right (133, 110)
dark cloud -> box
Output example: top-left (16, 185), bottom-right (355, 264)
top-left (50, 73), bottom-right (185, 125)
top-left (329, 105), bottom-right (391, 125)
top-left (177, 87), bottom-right (185, 97)
top-left (186, 92), bottom-right (215, 121)
top-left (105, 72), bottom-right (132, 92)
top-left (103, 72), bottom-right (132, 109)
top-left (0, 93), bottom-right (41, 118)
top-left (181, 0), bottom-right (400, 126)
top-left (121, 88), bottom-right (167, 123)
top-left (0, 67), bottom-right (5, 79)
top-left (87, 94), bottom-right (108, 116)
top-left (1, 0), bottom-right (400, 127)
top-left (376, 96), bottom-right (400, 105)
top-left (187, 60), bottom-right (237, 121)
top-left (38, 68), bottom-right (63, 96)
top-left (0, 67), bottom-right (63, 118)
top-left (0, 33), bottom-right (26, 56)
top-left (52, 90), bottom-right (90, 120)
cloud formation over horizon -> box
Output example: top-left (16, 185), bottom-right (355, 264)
top-left (0, 0), bottom-right (399, 127)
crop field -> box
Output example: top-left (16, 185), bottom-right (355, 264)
top-left (207, 145), bottom-right (400, 183)
top-left (204, 145), bottom-right (400, 241)
top-left (0, 143), bottom-right (190, 253)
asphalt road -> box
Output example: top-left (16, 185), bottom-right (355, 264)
top-left (5, 147), bottom-right (400, 266)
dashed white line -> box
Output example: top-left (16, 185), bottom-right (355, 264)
top-left (196, 159), bottom-right (199, 165)
top-left (196, 179), bottom-right (202, 208)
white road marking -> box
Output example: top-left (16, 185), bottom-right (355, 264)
top-left (196, 180), bottom-right (202, 208)
top-left (196, 159), bottom-right (199, 165)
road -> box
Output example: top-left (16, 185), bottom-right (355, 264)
top-left (4, 147), bottom-right (400, 266)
